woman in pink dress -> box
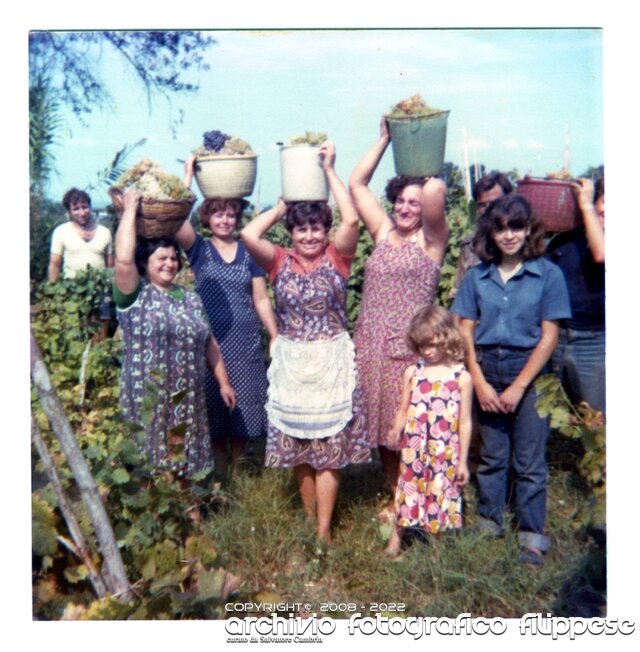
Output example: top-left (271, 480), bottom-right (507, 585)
top-left (349, 115), bottom-right (449, 518)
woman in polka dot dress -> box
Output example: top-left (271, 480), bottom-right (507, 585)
top-left (178, 157), bottom-right (278, 476)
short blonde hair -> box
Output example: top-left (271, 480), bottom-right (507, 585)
top-left (406, 304), bottom-right (465, 363)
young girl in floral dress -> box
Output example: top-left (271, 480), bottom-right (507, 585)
top-left (385, 305), bottom-right (472, 556)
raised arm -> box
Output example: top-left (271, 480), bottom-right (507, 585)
top-left (114, 189), bottom-right (142, 295)
top-left (349, 115), bottom-right (393, 242)
top-left (174, 155), bottom-right (199, 251)
top-left (573, 178), bottom-right (605, 263)
top-left (240, 198), bottom-right (288, 271)
top-left (183, 153), bottom-right (196, 190)
top-left (320, 141), bottom-right (359, 257)
top-left (420, 177), bottom-right (449, 264)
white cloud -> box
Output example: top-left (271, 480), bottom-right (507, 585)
top-left (525, 139), bottom-right (546, 151)
top-left (467, 136), bottom-right (491, 152)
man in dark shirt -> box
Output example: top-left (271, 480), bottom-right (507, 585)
top-left (546, 177), bottom-right (605, 413)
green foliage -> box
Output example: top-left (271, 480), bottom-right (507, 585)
top-left (32, 494), bottom-right (61, 557)
top-left (29, 71), bottom-right (62, 196)
top-left (437, 200), bottom-right (474, 309)
top-left (30, 270), bottom-right (238, 620)
top-left (535, 374), bottom-right (606, 531)
top-left (89, 138), bottom-right (149, 193)
top-left (30, 199), bottom-right (65, 287)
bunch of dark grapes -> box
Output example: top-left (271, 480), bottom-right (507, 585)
top-left (203, 130), bottom-right (231, 152)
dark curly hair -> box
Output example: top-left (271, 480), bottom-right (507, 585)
top-left (198, 197), bottom-right (249, 226)
top-left (472, 171), bottom-right (513, 202)
top-left (62, 187), bottom-right (92, 210)
top-left (284, 201), bottom-right (332, 233)
top-left (134, 237), bottom-right (183, 277)
top-left (384, 176), bottom-right (426, 204)
top-left (594, 176), bottom-right (605, 202)
top-left (472, 195), bottom-right (545, 263)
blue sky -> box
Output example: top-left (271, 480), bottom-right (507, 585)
top-left (46, 28), bottom-right (603, 208)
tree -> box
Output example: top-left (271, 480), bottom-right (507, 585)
top-left (28, 31), bottom-right (216, 126)
top-left (28, 31), bottom-right (217, 283)
top-left (580, 164), bottom-right (605, 180)
top-left (29, 71), bottom-right (62, 199)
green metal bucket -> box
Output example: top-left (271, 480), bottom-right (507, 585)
top-left (387, 111), bottom-right (450, 177)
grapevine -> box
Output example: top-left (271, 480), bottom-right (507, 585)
top-left (387, 93), bottom-right (444, 119)
top-left (112, 159), bottom-right (192, 200)
top-left (194, 130), bottom-right (253, 156)
top-left (288, 131), bottom-right (328, 146)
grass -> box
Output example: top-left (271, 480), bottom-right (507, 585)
top-left (203, 434), bottom-right (606, 619)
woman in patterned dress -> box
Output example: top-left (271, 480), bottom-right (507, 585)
top-left (384, 305), bottom-right (472, 556)
top-left (241, 141), bottom-right (372, 543)
top-left (113, 188), bottom-right (236, 480)
top-left (177, 157), bottom-right (278, 477)
top-left (349, 115), bottom-right (449, 517)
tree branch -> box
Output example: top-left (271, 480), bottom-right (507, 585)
top-left (32, 417), bottom-right (109, 598)
top-left (30, 329), bottom-right (133, 603)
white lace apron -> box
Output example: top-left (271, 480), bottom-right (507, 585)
top-left (266, 331), bottom-right (357, 439)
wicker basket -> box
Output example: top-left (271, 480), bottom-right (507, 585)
top-left (109, 187), bottom-right (196, 238)
top-left (194, 153), bottom-right (257, 198)
top-left (515, 177), bottom-right (580, 232)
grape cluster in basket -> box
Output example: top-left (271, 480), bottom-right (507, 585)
top-left (203, 130), bottom-right (231, 152)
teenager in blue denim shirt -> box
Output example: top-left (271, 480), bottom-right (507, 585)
top-left (451, 195), bottom-right (571, 566)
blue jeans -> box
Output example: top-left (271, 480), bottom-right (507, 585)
top-left (551, 327), bottom-right (606, 414)
top-left (475, 346), bottom-right (550, 552)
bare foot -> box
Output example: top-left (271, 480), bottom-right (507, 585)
top-left (377, 501), bottom-right (396, 524)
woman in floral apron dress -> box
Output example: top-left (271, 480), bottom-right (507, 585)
top-left (241, 141), bottom-right (372, 543)
top-left (113, 188), bottom-right (236, 481)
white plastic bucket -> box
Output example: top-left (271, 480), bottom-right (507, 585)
top-left (279, 145), bottom-right (329, 202)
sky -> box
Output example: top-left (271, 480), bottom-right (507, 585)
top-left (8, 2), bottom-right (640, 649)
top-left (45, 28), bottom-right (603, 209)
